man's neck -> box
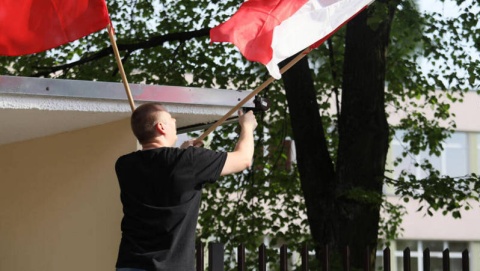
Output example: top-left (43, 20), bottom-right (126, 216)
top-left (141, 138), bottom-right (173, 150)
top-left (141, 142), bottom-right (163, 150)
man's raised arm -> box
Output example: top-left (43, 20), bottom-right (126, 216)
top-left (221, 110), bottom-right (257, 176)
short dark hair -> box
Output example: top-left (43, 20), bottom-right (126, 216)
top-left (130, 102), bottom-right (165, 144)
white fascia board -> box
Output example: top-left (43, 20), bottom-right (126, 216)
top-left (0, 75), bottom-right (254, 109)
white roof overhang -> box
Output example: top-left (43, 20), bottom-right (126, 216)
top-left (0, 75), bottom-right (254, 146)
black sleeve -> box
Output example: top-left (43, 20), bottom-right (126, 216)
top-left (190, 147), bottom-right (227, 184)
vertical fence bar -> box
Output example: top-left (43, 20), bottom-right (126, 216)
top-left (403, 247), bottom-right (411, 271)
top-left (258, 244), bottom-right (267, 271)
top-left (442, 248), bottom-right (450, 271)
top-left (301, 243), bottom-right (309, 271)
top-left (383, 247), bottom-right (391, 271)
top-left (423, 248), bottom-right (430, 271)
top-left (208, 242), bottom-right (224, 271)
top-left (343, 246), bottom-right (350, 271)
top-left (323, 245), bottom-right (329, 271)
top-left (237, 244), bottom-right (245, 271)
top-left (462, 249), bottom-right (469, 271)
top-left (364, 246), bottom-right (371, 271)
top-left (280, 245), bottom-right (288, 271)
top-left (196, 242), bottom-right (204, 271)
top-left (198, 243), bottom-right (480, 271)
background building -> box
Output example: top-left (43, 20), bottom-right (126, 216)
top-left (377, 90), bottom-right (480, 271)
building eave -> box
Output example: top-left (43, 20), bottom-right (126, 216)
top-left (0, 75), bottom-right (254, 145)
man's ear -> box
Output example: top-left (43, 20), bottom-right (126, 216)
top-left (154, 122), bottom-right (167, 135)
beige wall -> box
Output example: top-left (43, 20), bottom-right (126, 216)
top-left (0, 118), bottom-right (135, 271)
top-left (386, 196), bottom-right (480, 241)
top-left (386, 91), bottom-right (480, 132)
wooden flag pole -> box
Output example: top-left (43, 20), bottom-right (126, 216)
top-left (107, 24), bottom-right (136, 112)
top-left (196, 47), bottom-right (313, 142)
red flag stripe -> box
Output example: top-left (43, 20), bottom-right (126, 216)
top-left (210, 0), bottom-right (374, 79)
top-left (210, 0), bottom-right (308, 65)
top-left (0, 0), bottom-right (110, 56)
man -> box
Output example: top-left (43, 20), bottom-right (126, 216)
top-left (115, 102), bottom-right (257, 271)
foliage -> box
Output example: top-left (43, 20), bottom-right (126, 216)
top-left (195, 81), bottom-right (313, 269)
top-left (378, 199), bottom-right (407, 246)
top-left (1, 0), bottom-right (479, 269)
top-left (386, 0), bottom-right (480, 224)
top-left (388, 171), bottom-right (480, 217)
top-left (382, 0), bottom-right (479, 229)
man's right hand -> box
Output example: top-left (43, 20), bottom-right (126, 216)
top-left (238, 110), bottom-right (258, 131)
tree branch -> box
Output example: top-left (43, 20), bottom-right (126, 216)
top-left (32, 27), bottom-right (211, 77)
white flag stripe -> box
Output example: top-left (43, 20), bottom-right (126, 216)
top-left (266, 0), bottom-right (374, 79)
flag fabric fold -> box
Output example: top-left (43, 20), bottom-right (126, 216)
top-left (0, 0), bottom-right (110, 56)
top-left (211, 0), bottom-right (374, 79)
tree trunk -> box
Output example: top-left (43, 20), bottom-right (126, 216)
top-left (336, 3), bottom-right (394, 268)
top-left (282, 56), bottom-right (337, 262)
top-left (282, 2), bottom-right (395, 269)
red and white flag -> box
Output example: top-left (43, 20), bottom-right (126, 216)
top-left (211, 0), bottom-right (373, 79)
top-left (0, 0), bottom-right (110, 56)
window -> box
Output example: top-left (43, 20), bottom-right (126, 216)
top-left (443, 133), bottom-right (468, 176)
top-left (390, 131), bottom-right (469, 179)
top-left (477, 134), bottom-right (480, 173)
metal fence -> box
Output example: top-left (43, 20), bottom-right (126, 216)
top-left (195, 243), bottom-right (470, 271)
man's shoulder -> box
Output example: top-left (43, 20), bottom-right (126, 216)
top-left (116, 147), bottom-right (224, 165)
top-left (118, 147), bottom-right (179, 157)
top-left (117, 148), bottom-right (187, 163)
top-left (116, 150), bottom-right (140, 162)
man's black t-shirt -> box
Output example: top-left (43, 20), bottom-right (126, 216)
top-left (115, 147), bottom-right (227, 271)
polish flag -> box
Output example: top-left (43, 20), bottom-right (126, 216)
top-left (211, 0), bottom-right (374, 79)
top-left (0, 0), bottom-right (110, 56)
